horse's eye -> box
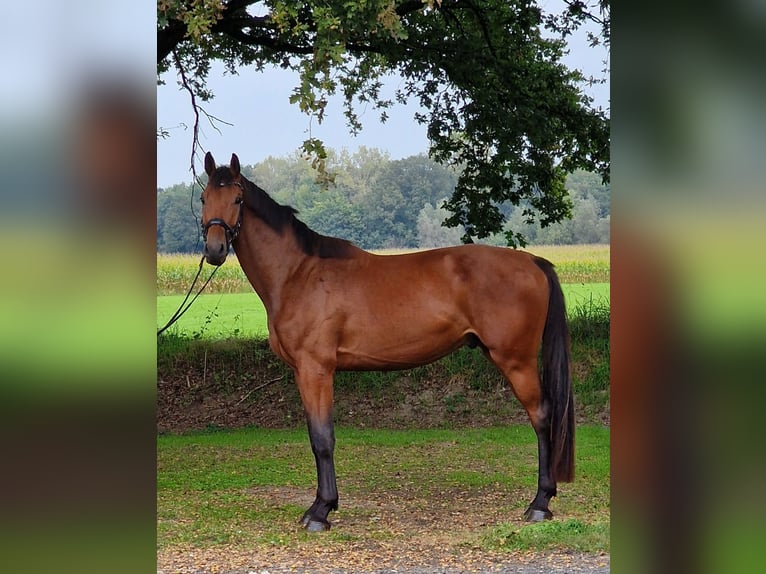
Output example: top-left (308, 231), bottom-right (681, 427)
top-left (199, 196), bottom-right (205, 205)
top-left (235, 196), bottom-right (243, 205)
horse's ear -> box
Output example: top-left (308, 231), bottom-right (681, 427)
top-left (204, 152), bottom-right (216, 176)
top-left (230, 153), bottom-right (240, 177)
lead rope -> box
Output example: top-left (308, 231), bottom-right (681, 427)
top-left (157, 255), bottom-right (220, 336)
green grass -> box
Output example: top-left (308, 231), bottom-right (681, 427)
top-left (157, 292), bottom-right (270, 339)
top-left (157, 283), bottom-right (610, 340)
top-left (483, 518), bottom-right (610, 552)
top-left (157, 425), bottom-right (609, 551)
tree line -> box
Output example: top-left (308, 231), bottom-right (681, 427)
top-left (156, 147), bottom-right (609, 253)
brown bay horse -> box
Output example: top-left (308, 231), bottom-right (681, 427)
top-left (200, 152), bottom-right (575, 531)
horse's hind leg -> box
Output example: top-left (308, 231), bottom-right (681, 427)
top-left (491, 353), bottom-right (557, 521)
top-left (294, 364), bottom-right (338, 531)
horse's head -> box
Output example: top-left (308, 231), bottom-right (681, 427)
top-left (201, 152), bottom-right (244, 266)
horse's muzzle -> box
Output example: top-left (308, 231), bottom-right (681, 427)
top-left (203, 239), bottom-right (228, 266)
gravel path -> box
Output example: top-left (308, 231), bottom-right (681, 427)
top-left (158, 546), bottom-right (610, 574)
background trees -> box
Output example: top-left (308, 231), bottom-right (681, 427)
top-left (157, 183), bottom-right (202, 253)
top-left (156, 149), bottom-right (608, 252)
top-left (158, 1), bottom-right (609, 246)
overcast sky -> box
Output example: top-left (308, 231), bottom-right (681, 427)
top-left (157, 67), bottom-right (433, 187)
top-left (157, 9), bottom-right (610, 188)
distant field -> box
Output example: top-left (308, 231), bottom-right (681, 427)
top-left (157, 283), bottom-right (609, 340)
top-left (157, 244), bottom-right (609, 295)
top-left (158, 292), bottom-right (270, 339)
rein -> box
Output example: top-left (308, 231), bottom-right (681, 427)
top-left (158, 181), bottom-right (243, 336)
top-left (157, 255), bottom-right (220, 336)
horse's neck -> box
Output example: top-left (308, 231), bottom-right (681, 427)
top-left (232, 215), bottom-right (306, 314)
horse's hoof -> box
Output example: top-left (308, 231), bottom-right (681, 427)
top-left (303, 518), bottom-right (331, 532)
top-left (300, 513), bottom-right (331, 531)
top-left (523, 507), bottom-right (553, 522)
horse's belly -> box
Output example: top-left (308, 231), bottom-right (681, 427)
top-left (335, 320), bottom-right (467, 371)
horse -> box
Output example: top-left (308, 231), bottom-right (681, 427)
top-left (199, 152), bottom-right (575, 531)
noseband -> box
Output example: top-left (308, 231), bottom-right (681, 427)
top-left (201, 182), bottom-right (244, 248)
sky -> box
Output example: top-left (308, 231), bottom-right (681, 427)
top-left (157, 8), bottom-right (609, 188)
top-left (157, 67), bottom-right (431, 187)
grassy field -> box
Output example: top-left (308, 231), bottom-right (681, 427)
top-left (158, 425), bottom-right (609, 553)
top-left (158, 291), bottom-right (271, 339)
top-left (157, 244), bottom-right (610, 295)
top-left (157, 282), bottom-right (609, 340)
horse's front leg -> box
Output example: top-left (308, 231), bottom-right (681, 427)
top-left (294, 363), bottom-right (338, 531)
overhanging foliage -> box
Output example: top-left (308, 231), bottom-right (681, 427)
top-left (158, 0), bottom-right (610, 246)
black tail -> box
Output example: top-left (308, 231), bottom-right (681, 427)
top-left (534, 257), bottom-right (575, 482)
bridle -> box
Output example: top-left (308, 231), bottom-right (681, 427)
top-left (201, 181), bottom-right (244, 249)
top-left (158, 181), bottom-right (245, 337)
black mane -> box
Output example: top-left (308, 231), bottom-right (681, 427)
top-left (240, 177), bottom-right (356, 259)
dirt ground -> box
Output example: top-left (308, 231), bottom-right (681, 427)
top-left (157, 483), bottom-right (610, 574)
top-left (158, 344), bottom-right (610, 573)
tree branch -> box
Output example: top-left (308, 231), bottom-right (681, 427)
top-left (214, 21), bottom-right (315, 55)
top-left (561, 0), bottom-right (609, 28)
top-left (158, 0), bottom-right (436, 65)
top-left (236, 375), bottom-right (286, 404)
top-left (171, 50), bottom-right (203, 185)
top-left (158, 19), bottom-right (187, 64)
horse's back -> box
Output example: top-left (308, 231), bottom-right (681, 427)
top-left (373, 244), bottom-right (548, 309)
